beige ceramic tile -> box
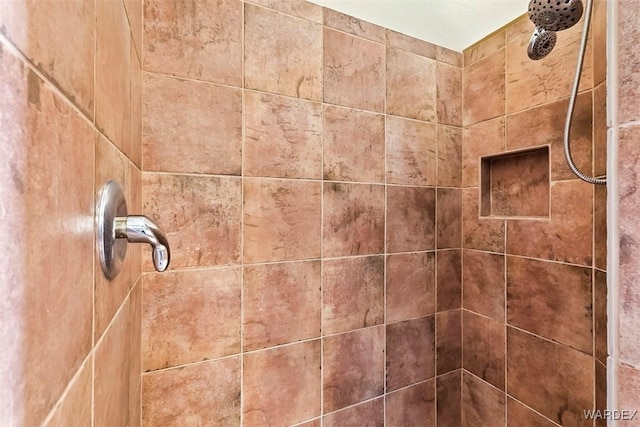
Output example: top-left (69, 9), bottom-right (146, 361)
top-left (437, 46), bottom-right (463, 67)
top-left (245, 91), bottom-right (322, 179)
top-left (462, 372), bottom-right (506, 427)
top-left (619, 365), bottom-right (640, 427)
top-left (323, 183), bottom-right (385, 257)
top-left (243, 261), bottom-right (321, 351)
top-left (506, 14), bottom-right (534, 44)
top-left (324, 28), bottom-right (385, 112)
top-left (143, 73), bottom-right (242, 175)
top-left (594, 82), bottom-right (607, 177)
top-left (386, 29), bottom-right (437, 59)
top-left (130, 45), bottom-right (142, 168)
top-left (464, 30), bottom-right (505, 67)
top-left (322, 256), bottom-right (384, 335)
top-left (323, 327), bottom-right (385, 412)
top-left (243, 178), bottom-right (321, 263)
top-left (618, 0), bottom-right (640, 123)
top-left (463, 311), bottom-right (505, 391)
top-left (142, 357), bottom-right (241, 426)
top-left (386, 380), bottom-right (436, 427)
top-left (124, 0), bottom-right (143, 59)
top-left (0, 0), bottom-right (95, 117)
top-left (245, 4), bottom-right (323, 100)
top-left (386, 252), bottom-right (436, 323)
top-left (142, 268), bottom-right (241, 371)
top-left (246, 0), bottom-right (323, 23)
top-left (144, 0), bottom-right (242, 86)
top-left (437, 188), bottom-right (462, 249)
top-left (129, 282), bottom-right (142, 427)
top-left (463, 50), bottom-right (505, 126)
top-left (323, 106), bottom-right (385, 183)
top-left (0, 51), bottom-right (94, 426)
top-left (462, 188), bottom-right (505, 252)
top-left (143, 173), bottom-right (242, 269)
top-left (244, 341), bottom-right (321, 426)
top-left (386, 316), bottom-right (435, 391)
top-left (96, 0), bottom-right (131, 154)
top-left (462, 117), bottom-right (505, 187)
top-left (386, 186), bottom-right (436, 253)
top-left (386, 116), bottom-right (437, 186)
top-left (437, 64), bottom-right (462, 127)
top-left (386, 47), bottom-right (437, 122)
top-left (593, 0), bottom-right (607, 86)
top-left (324, 8), bottom-right (385, 42)
top-left (437, 125), bottom-right (462, 187)
top-left (324, 399), bottom-right (384, 427)
top-left (43, 357), bottom-right (92, 427)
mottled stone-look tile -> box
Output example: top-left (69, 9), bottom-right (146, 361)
top-left (387, 186), bottom-right (436, 253)
top-left (143, 73), bottom-right (242, 175)
top-left (386, 252), bottom-right (436, 323)
top-left (619, 0), bottom-right (640, 123)
top-left (463, 311), bottom-right (505, 390)
top-left (437, 188), bottom-right (462, 249)
top-left (0, 0), bottom-right (95, 117)
top-left (437, 64), bottom-right (462, 127)
top-left (619, 364), bottom-right (640, 427)
top-left (244, 341), bottom-right (321, 426)
top-left (594, 82), bottom-right (607, 177)
top-left (142, 268), bottom-right (241, 371)
top-left (323, 106), bottom-right (385, 183)
top-left (437, 46), bottom-right (463, 67)
top-left (245, 91), bottom-right (322, 179)
top-left (506, 91), bottom-right (593, 181)
top-left (595, 361), bottom-right (607, 427)
top-left (507, 397), bottom-right (557, 427)
top-left (437, 130), bottom-right (463, 192)
top-left (462, 372), bottom-right (506, 427)
top-left (464, 30), bottom-right (505, 67)
top-left (594, 181), bottom-right (607, 272)
top-left (386, 116), bottom-right (437, 185)
top-left (507, 180), bottom-right (593, 265)
top-left (143, 174), bottom-right (241, 269)
top-left (322, 257), bottom-right (384, 335)
top-left (130, 45), bottom-right (143, 168)
top-left (324, 399), bottom-right (384, 427)
top-left (437, 370), bottom-right (462, 427)
top-left (0, 52), bottom-right (93, 426)
top-left (44, 357), bottom-right (92, 427)
top-left (437, 310), bottom-right (462, 374)
top-left (324, 8), bottom-right (385, 42)
top-left (593, 0), bottom-right (607, 85)
top-left (387, 47), bottom-right (437, 122)
top-left (506, 14), bottom-right (535, 43)
top-left (506, 21), bottom-right (593, 114)
top-left (144, 0), bottom-right (242, 86)
top-left (246, 4), bottom-right (322, 100)
top-left (129, 283), bottom-right (142, 427)
top-left (507, 327), bottom-right (594, 427)
top-left (323, 327), bottom-right (385, 412)
top-left (244, 261), bottom-right (321, 351)
top-left (463, 50), bottom-right (505, 126)
top-left (124, 0), bottom-right (143, 58)
top-left (462, 117), bottom-right (505, 187)
top-left (386, 380), bottom-right (436, 427)
top-left (463, 188), bottom-right (506, 252)
top-left (386, 29), bottom-right (437, 59)
top-left (247, 0), bottom-right (323, 22)
top-left (244, 178), bottom-right (321, 263)
top-left (437, 250), bottom-right (462, 311)
top-left (463, 250), bottom-right (505, 320)
top-left (386, 316), bottom-right (435, 391)
top-left (323, 183), bottom-right (385, 257)
top-left (324, 28), bottom-right (385, 112)
top-left (595, 270), bottom-right (607, 364)
top-left (142, 357), bottom-right (240, 426)
top-left (507, 257), bottom-right (592, 353)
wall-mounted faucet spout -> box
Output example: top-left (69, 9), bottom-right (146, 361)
top-left (115, 216), bottom-right (170, 272)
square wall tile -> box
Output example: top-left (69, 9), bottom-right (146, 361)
top-left (596, 361), bottom-right (607, 427)
top-left (323, 106), bottom-right (385, 183)
top-left (462, 372), bottom-right (506, 427)
top-left (130, 46), bottom-right (143, 168)
top-left (437, 46), bottom-right (463, 67)
top-left (595, 270), bottom-right (607, 364)
top-left (324, 9), bottom-right (385, 43)
top-left (143, 0), bottom-right (242, 86)
top-left (594, 82), bottom-right (607, 177)
top-left (386, 29), bottom-right (436, 59)
top-left (595, 184), bottom-right (607, 271)
top-left (124, 0), bottom-right (143, 58)
top-left (437, 125), bottom-right (462, 187)
top-left (437, 250), bottom-right (462, 311)
top-left (142, 357), bottom-right (240, 426)
top-left (437, 370), bottom-right (462, 427)
top-left (386, 116), bottom-right (437, 186)
top-left (437, 310), bottom-right (462, 374)
top-left (619, 365), bottom-right (640, 427)
top-left (245, 91), bottom-right (322, 179)
top-left (143, 73), bottom-right (242, 175)
top-left (244, 261), bottom-right (321, 351)
top-left (437, 63), bottom-right (462, 127)
top-left (464, 30), bottom-right (505, 67)
top-left (143, 174), bottom-right (242, 269)
top-left (462, 188), bottom-right (505, 252)
top-left (243, 178), bottom-right (321, 263)
top-left (507, 257), bottom-right (593, 354)
top-left (386, 380), bottom-right (436, 427)
top-left (387, 186), bottom-right (436, 253)
top-left (324, 28), bottom-right (385, 112)
top-left (323, 183), bottom-right (385, 257)
top-left (245, 4), bottom-right (322, 100)
top-left (386, 47), bottom-right (437, 122)
top-left (322, 257), bottom-right (384, 335)
top-left (142, 268), bottom-right (241, 372)
top-left (323, 327), bottom-right (385, 413)
top-left (244, 341), bottom-right (321, 426)
top-left (463, 50), bottom-right (505, 126)
top-left (618, 2), bottom-right (640, 123)
top-left (463, 311), bottom-right (505, 391)
top-left (44, 357), bottom-right (92, 427)
top-left (246, 0), bottom-right (323, 22)
top-left (324, 399), bottom-right (384, 427)
top-left (386, 316), bottom-right (435, 391)
top-left (386, 252), bottom-right (436, 323)
top-left (462, 117), bottom-right (505, 188)
top-left (437, 188), bottom-right (462, 249)
top-left (507, 397), bottom-right (557, 427)
top-left (463, 250), bottom-right (505, 321)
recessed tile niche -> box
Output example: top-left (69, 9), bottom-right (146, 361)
top-left (480, 146), bottom-right (550, 218)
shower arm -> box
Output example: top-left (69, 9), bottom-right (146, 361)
top-left (564, 0), bottom-right (606, 185)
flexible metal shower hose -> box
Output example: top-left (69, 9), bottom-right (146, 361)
top-left (564, 0), bottom-right (607, 185)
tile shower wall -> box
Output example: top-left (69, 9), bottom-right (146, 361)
top-left (140, 1), bottom-right (462, 425)
top-left (461, 4), bottom-right (607, 426)
top-left (0, 0), bottom-right (143, 425)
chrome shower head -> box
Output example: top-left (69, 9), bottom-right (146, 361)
top-left (528, 0), bottom-right (584, 31)
top-left (527, 27), bottom-right (557, 60)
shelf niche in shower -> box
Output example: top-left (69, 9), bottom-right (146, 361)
top-left (480, 146), bottom-right (550, 219)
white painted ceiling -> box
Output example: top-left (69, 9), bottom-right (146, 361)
top-left (309, 0), bottom-right (531, 52)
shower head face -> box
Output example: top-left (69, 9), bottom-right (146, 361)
top-left (528, 0), bottom-right (584, 31)
top-left (527, 27), bottom-right (558, 60)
